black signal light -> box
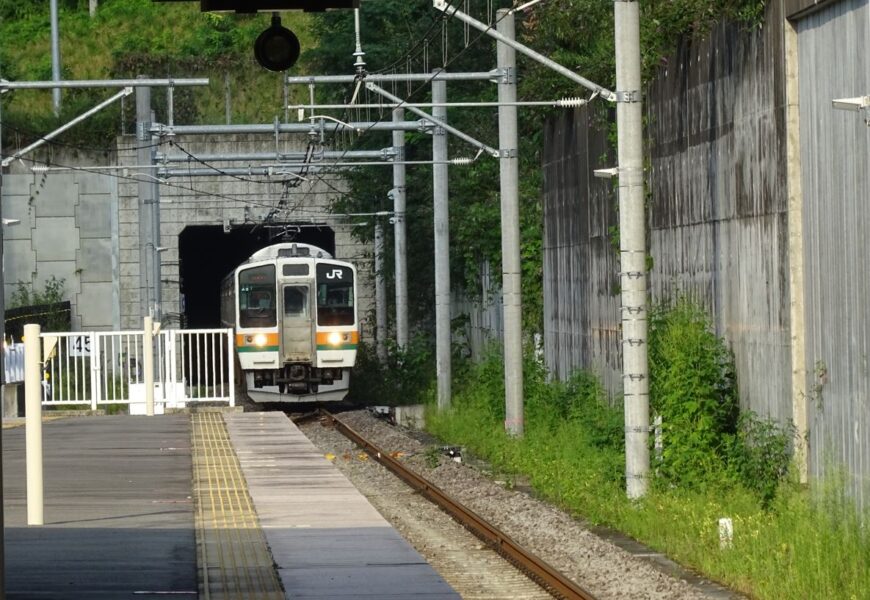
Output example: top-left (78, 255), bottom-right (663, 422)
top-left (254, 14), bottom-right (300, 71)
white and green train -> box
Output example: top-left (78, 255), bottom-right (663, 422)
top-left (220, 243), bottom-right (358, 403)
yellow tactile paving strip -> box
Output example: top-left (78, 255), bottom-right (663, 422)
top-left (191, 412), bottom-right (285, 600)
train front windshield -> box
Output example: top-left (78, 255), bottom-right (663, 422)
top-left (316, 264), bottom-right (354, 326)
top-left (239, 264), bottom-right (277, 327)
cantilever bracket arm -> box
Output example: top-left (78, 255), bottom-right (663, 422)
top-left (433, 0), bottom-right (615, 102)
top-left (2, 87), bottom-right (135, 168)
top-left (365, 82), bottom-right (501, 158)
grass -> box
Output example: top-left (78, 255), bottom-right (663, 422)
top-left (425, 351), bottom-right (870, 599)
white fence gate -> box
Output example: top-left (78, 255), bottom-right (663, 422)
top-left (39, 328), bottom-right (235, 411)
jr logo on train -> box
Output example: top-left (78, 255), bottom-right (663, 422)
top-left (219, 243), bottom-right (358, 403)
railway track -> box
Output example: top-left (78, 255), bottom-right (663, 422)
top-left (317, 409), bottom-right (598, 600)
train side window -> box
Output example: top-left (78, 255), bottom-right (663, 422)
top-left (283, 285), bottom-right (309, 318)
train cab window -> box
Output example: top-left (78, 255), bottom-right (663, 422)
top-left (239, 265), bottom-right (277, 328)
top-left (316, 264), bottom-right (354, 326)
top-left (283, 285), bottom-right (309, 318)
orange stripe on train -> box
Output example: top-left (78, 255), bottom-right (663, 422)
top-left (235, 332), bottom-right (280, 347)
top-left (315, 331), bottom-right (360, 345)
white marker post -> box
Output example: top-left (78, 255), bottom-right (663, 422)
top-left (24, 324), bottom-right (44, 525)
top-left (718, 517), bottom-right (733, 549)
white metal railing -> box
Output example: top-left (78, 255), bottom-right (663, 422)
top-left (165, 329), bottom-right (236, 403)
top-left (38, 327), bottom-right (235, 409)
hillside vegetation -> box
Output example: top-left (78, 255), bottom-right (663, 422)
top-left (0, 0), bottom-right (313, 147)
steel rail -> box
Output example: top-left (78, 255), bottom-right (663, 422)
top-left (318, 409), bottom-right (598, 600)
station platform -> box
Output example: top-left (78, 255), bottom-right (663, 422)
top-left (2, 412), bottom-right (460, 599)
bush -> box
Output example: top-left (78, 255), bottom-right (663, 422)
top-left (10, 275), bottom-right (66, 308)
top-left (6, 276), bottom-right (71, 336)
top-left (731, 412), bottom-right (794, 505)
top-left (346, 335), bottom-right (435, 406)
top-left (648, 297), bottom-right (741, 486)
top-left (648, 297), bottom-right (793, 501)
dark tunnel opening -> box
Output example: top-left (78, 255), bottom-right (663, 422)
top-left (178, 224), bottom-right (335, 328)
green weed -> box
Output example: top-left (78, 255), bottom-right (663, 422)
top-left (648, 297), bottom-right (740, 487)
top-left (423, 300), bottom-right (864, 599)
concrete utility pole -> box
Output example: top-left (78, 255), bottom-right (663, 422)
top-left (136, 83), bottom-right (156, 319)
top-left (496, 9), bottom-right (524, 437)
top-left (150, 109), bottom-right (162, 320)
top-left (432, 72), bottom-right (451, 409)
top-left (375, 218), bottom-right (387, 362)
top-left (614, 0), bottom-right (649, 499)
top-left (392, 108), bottom-right (409, 351)
top-left (50, 0), bottom-right (61, 115)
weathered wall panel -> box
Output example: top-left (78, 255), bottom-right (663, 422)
top-left (2, 172), bottom-right (120, 331)
top-left (453, 261), bottom-right (504, 359)
top-left (796, 0), bottom-right (870, 509)
top-left (646, 8), bottom-right (792, 423)
top-left (542, 9), bottom-right (793, 417)
top-left (542, 107), bottom-right (621, 393)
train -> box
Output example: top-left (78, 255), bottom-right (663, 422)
top-left (219, 242), bottom-right (358, 403)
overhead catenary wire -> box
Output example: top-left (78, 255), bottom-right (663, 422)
top-left (1, 150), bottom-right (354, 212)
top-left (288, 5), bottom-right (525, 199)
top-left (3, 4), bottom-right (579, 229)
top-left (266, 1), bottom-right (509, 208)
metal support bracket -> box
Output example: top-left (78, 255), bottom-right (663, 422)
top-left (620, 271), bottom-right (645, 279)
top-left (137, 122), bottom-right (151, 142)
top-left (487, 68), bottom-right (509, 84)
top-left (624, 425), bottom-right (650, 433)
top-left (499, 67), bottom-right (516, 85)
top-left (615, 90), bottom-right (641, 103)
top-left (417, 119), bottom-right (436, 133)
top-left (499, 148), bottom-right (518, 158)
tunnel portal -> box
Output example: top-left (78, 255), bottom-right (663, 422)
top-left (178, 224), bottom-right (335, 328)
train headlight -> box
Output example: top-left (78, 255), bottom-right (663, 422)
top-left (253, 333), bottom-right (268, 347)
top-left (327, 331), bottom-right (342, 346)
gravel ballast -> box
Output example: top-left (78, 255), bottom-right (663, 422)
top-left (299, 409), bottom-right (741, 600)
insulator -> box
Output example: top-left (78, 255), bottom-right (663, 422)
top-left (30, 165), bottom-right (50, 174)
top-left (557, 97), bottom-right (586, 107)
top-left (451, 157), bottom-right (474, 166)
